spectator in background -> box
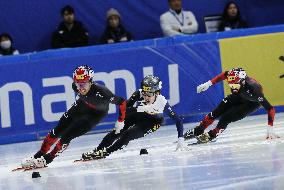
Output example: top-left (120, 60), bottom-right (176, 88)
top-left (52, 5), bottom-right (89, 48)
top-left (100, 8), bottom-right (133, 44)
top-left (218, 1), bottom-right (247, 31)
top-left (0, 33), bottom-right (19, 56)
top-left (160, 0), bottom-right (198, 37)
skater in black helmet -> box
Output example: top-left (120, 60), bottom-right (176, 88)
top-left (184, 68), bottom-right (278, 143)
top-left (81, 75), bottom-right (184, 160)
top-left (21, 65), bottom-right (126, 168)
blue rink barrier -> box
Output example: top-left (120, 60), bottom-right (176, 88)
top-left (0, 25), bottom-right (284, 145)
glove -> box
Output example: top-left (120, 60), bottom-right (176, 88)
top-left (197, 81), bottom-right (212, 93)
top-left (115, 121), bottom-right (124, 134)
top-left (175, 137), bottom-right (185, 151)
top-left (266, 126), bottom-right (280, 139)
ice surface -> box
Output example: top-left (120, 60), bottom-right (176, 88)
top-left (1, 113), bottom-right (284, 190)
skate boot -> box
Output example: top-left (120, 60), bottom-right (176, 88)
top-left (21, 150), bottom-right (46, 168)
top-left (184, 114), bottom-right (215, 141)
top-left (82, 148), bottom-right (98, 160)
top-left (93, 148), bottom-right (109, 159)
top-left (183, 129), bottom-right (195, 140)
top-left (34, 150), bottom-right (45, 159)
top-left (33, 153), bottom-right (54, 168)
top-left (196, 132), bottom-right (211, 143)
top-left (197, 128), bottom-right (222, 143)
top-left (184, 125), bottom-right (206, 140)
top-left (21, 156), bottom-right (36, 169)
top-left (196, 129), bottom-right (220, 144)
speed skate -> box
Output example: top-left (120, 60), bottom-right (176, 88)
top-left (12, 157), bottom-right (48, 172)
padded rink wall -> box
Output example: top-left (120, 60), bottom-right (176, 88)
top-left (0, 25), bottom-right (284, 144)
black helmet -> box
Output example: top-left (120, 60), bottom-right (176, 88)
top-left (141, 75), bottom-right (162, 93)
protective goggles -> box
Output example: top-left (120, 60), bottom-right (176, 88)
top-left (141, 91), bottom-right (155, 97)
top-left (229, 83), bottom-right (241, 90)
top-left (75, 82), bottom-right (90, 89)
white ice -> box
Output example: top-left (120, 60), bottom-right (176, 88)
top-left (1, 113), bottom-right (284, 190)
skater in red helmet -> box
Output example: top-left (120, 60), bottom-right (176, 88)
top-left (21, 65), bottom-right (126, 168)
top-left (184, 68), bottom-right (278, 143)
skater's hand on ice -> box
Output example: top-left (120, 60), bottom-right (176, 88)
top-left (115, 121), bottom-right (124, 134)
top-left (176, 137), bottom-right (186, 151)
top-left (197, 81), bottom-right (212, 93)
top-left (266, 126), bottom-right (280, 139)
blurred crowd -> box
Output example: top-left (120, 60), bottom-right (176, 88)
top-left (0, 0), bottom-right (247, 56)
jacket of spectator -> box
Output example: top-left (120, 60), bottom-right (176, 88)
top-left (160, 9), bottom-right (198, 37)
top-left (100, 8), bottom-right (133, 44)
top-left (52, 21), bottom-right (89, 48)
top-left (100, 25), bottom-right (132, 44)
top-left (218, 19), bottom-right (247, 31)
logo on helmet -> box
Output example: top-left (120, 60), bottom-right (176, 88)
top-left (73, 66), bottom-right (93, 83)
top-left (76, 68), bottom-right (88, 80)
top-left (227, 68), bottom-right (246, 84)
top-left (227, 75), bottom-right (238, 83)
top-left (142, 86), bottom-right (152, 92)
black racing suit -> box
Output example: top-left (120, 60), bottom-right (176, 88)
top-left (35, 83), bottom-right (126, 161)
top-left (194, 72), bottom-right (275, 140)
top-left (96, 90), bottom-right (184, 155)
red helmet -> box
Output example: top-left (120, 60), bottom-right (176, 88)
top-left (73, 65), bottom-right (94, 83)
top-left (227, 68), bottom-right (247, 84)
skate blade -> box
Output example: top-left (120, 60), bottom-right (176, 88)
top-left (74, 157), bottom-right (104, 163)
top-left (74, 159), bottom-right (94, 163)
top-left (12, 165), bottom-right (36, 172)
top-left (184, 136), bottom-right (196, 141)
top-left (23, 166), bottom-right (47, 171)
top-left (12, 165), bottom-right (47, 172)
top-left (266, 136), bottom-right (281, 140)
top-left (12, 167), bottom-right (26, 172)
top-left (187, 142), bottom-right (202, 146)
top-left (187, 139), bottom-right (217, 146)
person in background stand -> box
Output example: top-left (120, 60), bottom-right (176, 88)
top-left (218, 1), bottom-right (247, 31)
top-left (0, 33), bottom-right (19, 56)
top-left (100, 8), bottom-right (133, 44)
top-left (160, 0), bottom-right (198, 37)
top-left (51, 5), bottom-right (89, 48)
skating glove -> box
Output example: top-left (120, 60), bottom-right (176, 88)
top-left (197, 81), bottom-right (212, 93)
top-left (176, 137), bottom-right (185, 151)
top-left (115, 121), bottom-right (124, 134)
top-left (266, 126), bottom-right (280, 139)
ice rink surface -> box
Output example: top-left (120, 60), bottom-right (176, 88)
top-left (1, 113), bottom-right (284, 190)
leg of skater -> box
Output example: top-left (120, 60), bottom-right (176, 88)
top-left (197, 102), bottom-right (260, 143)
